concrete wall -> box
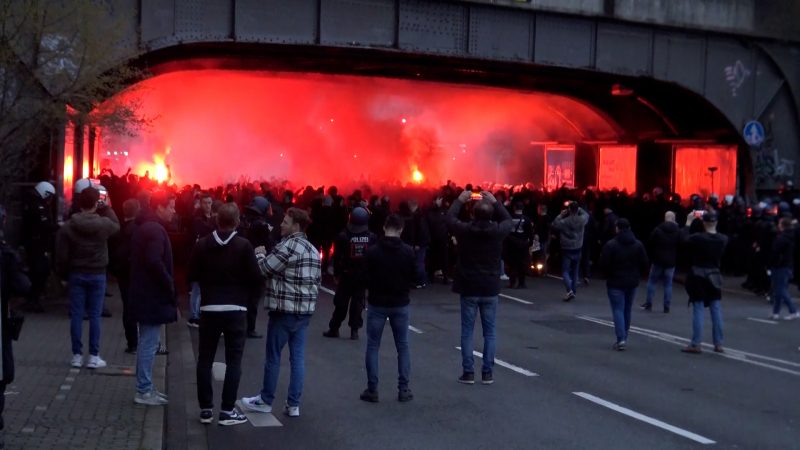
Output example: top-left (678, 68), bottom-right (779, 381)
top-left (465, 0), bottom-right (800, 42)
top-left (614, 0), bottom-right (754, 33)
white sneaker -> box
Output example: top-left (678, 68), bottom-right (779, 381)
top-left (284, 403), bottom-right (300, 417)
top-left (784, 312), bottom-right (800, 321)
top-left (240, 395), bottom-right (272, 413)
top-left (134, 390), bottom-right (168, 406)
top-left (770, 314), bottom-right (781, 320)
top-left (70, 354), bottom-right (83, 368)
top-left (499, 274), bottom-right (510, 281)
top-left (87, 355), bottom-right (107, 369)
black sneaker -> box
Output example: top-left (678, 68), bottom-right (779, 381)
top-left (613, 341), bottom-right (626, 351)
top-left (663, 306), bottom-right (670, 313)
top-left (218, 409), bottom-right (248, 426)
top-left (187, 318), bottom-right (200, 328)
top-left (481, 372), bottom-right (494, 385)
top-left (156, 344), bottom-right (169, 355)
top-left (458, 372), bottom-right (475, 384)
top-left (124, 346), bottom-right (137, 355)
top-left (247, 331), bottom-right (263, 339)
top-left (322, 329), bottom-right (339, 338)
top-left (398, 388), bottom-right (414, 402)
top-left (101, 307), bottom-right (113, 318)
top-left (360, 389), bottom-right (379, 403)
top-left (350, 329), bottom-right (359, 340)
top-left (640, 303), bottom-right (652, 311)
top-left (199, 409), bottom-right (213, 424)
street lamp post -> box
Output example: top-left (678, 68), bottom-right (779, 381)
top-left (708, 166), bottom-right (718, 197)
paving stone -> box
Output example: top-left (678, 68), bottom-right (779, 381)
top-left (5, 281), bottom-right (166, 449)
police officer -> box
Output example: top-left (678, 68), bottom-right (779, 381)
top-left (22, 181), bottom-right (57, 312)
top-left (504, 201), bottom-right (534, 289)
top-left (239, 196), bottom-right (273, 338)
top-left (323, 207), bottom-right (377, 340)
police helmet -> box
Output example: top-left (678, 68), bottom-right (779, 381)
top-left (74, 178), bottom-right (93, 194)
top-left (34, 181), bottom-right (55, 199)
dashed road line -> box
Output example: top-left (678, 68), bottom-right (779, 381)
top-left (577, 315), bottom-right (800, 376)
top-left (235, 400), bottom-right (283, 427)
top-left (499, 293), bottom-right (533, 305)
top-left (573, 392), bottom-right (716, 445)
top-left (455, 347), bottom-right (539, 377)
top-left (408, 325), bottom-right (424, 334)
top-left (319, 286), bottom-right (336, 296)
top-left (747, 317), bottom-right (779, 325)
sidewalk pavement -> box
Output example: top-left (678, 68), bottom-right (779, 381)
top-left (5, 280), bottom-right (166, 450)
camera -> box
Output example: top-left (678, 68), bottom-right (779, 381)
top-left (470, 192), bottom-right (482, 201)
top-left (97, 187), bottom-right (108, 207)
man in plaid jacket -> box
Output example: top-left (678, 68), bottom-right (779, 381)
top-left (241, 207), bottom-right (321, 418)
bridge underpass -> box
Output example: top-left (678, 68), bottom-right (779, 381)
top-left (53, 0), bottom-right (799, 197)
top-left (78, 48), bottom-right (738, 199)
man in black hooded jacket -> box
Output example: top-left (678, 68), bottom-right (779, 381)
top-left (599, 218), bottom-right (649, 351)
top-left (189, 202), bottom-right (262, 426)
top-left (642, 211), bottom-right (680, 313)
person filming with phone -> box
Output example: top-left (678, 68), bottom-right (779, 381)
top-left (446, 189), bottom-right (513, 385)
top-left (552, 201), bottom-right (589, 302)
top-left (56, 186), bottom-right (120, 369)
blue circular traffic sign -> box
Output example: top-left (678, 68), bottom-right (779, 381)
top-left (743, 120), bottom-right (765, 146)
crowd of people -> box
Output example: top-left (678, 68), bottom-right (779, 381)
top-left (2, 169), bottom-right (800, 429)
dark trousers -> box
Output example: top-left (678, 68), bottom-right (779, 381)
top-left (1, 333), bottom-right (15, 431)
top-left (118, 277), bottom-right (138, 350)
top-left (26, 251), bottom-right (50, 303)
top-left (329, 276), bottom-right (365, 331)
top-left (427, 240), bottom-right (450, 280)
top-left (505, 247), bottom-right (530, 288)
top-left (247, 297), bottom-right (259, 334)
top-left (196, 311), bottom-right (247, 411)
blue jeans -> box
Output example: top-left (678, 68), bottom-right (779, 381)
top-left (607, 287), bottom-right (636, 343)
top-left (136, 324), bottom-right (161, 394)
top-left (645, 264), bottom-right (675, 307)
top-left (260, 312), bottom-right (310, 407)
top-left (460, 296), bottom-right (497, 374)
top-left (68, 273), bottom-right (106, 356)
top-left (365, 305), bottom-right (410, 392)
top-left (771, 268), bottom-right (798, 315)
top-left (189, 282), bottom-right (201, 320)
top-left (691, 300), bottom-right (723, 346)
top-left (561, 249), bottom-right (581, 293)
top-left (415, 246), bottom-right (428, 285)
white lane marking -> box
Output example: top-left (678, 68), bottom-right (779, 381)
top-left (577, 315), bottom-right (800, 376)
top-left (499, 293), bottom-right (533, 305)
top-left (455, 347), bottom-right (539, 377)
top-left (573, 392), bottom-right (716, 445)
top-left (747, 317), bottom-right (779, 325)
top-left (319, 286), bottom-right (336, 296)
top-left (235, 400), bottom-right (283, 427)
top-left (408, 325), bottom-right (423, 334)
top-left (546, 274), bottom-right (564, 281)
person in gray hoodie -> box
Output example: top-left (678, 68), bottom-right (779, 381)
top-left (552, 201), bottom-right (589, 301)
top-left (56, 187), bottom-right (120, 369)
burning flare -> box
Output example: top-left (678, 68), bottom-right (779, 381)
top-left (412, 168), bottom-right (424, 184)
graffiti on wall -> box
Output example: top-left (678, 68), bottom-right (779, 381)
top-left (753, 120), bottom-right (795, 186)
top-left (724, 60), bottom-right (751, 97)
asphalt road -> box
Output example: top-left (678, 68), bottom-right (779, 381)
top-left (193, 275), bottom-right (800, 449)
